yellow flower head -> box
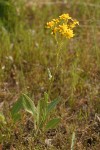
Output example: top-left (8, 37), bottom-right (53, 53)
top-left (58, 24), bottom-right (68, 34)
top-left (58, 24), bottom-right (74, 39)
top-left (69, 20), bottom-right (79, 29)
top-left (46, 21), bottom-right (55, 28)
top-left (46, 13), bottom-right (79, 39)
top-left (74, 20), bottom-right (79, 25)
top-left (52, 19), bottom-right (59, 24)
top-left (51, 27), bottom-right (59, 35)
top-left (59, 13), bottom-right (71, 20)
top-left (64, 29), bottom-right (74, 39)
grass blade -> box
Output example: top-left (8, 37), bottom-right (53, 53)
top-left (71, 132), bottom-right (76, 150)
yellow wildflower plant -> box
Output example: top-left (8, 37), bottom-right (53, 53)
top-left (46, 13), bottom-right (79, 39)
top-left (45, 14), bottom-right (79, 97)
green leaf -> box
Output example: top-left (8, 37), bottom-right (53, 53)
top-left (37, 99), bottom-right (46, 129)
top-left (11, 95), bottom-right (24, 117)
top-left (22, 94), bottom-right (37, 116)
top-left (12, 113), bottom-right (21, 122)
top-left (37, 99), bottom-right (48, 129)
top-left (47, 98), bottom-right (60, 114)
top-left (46, 118), bottom-right (60, 130)
top-left (36, 93), bottom-right (49, 129)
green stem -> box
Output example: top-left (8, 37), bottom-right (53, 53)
top-left (48, 38), bottom-right (63, 97)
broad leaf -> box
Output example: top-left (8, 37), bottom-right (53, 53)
top-left (37, 99), bottom-right (46, 129)
top-left (12, 113), bottom-right (21, 122)
top-left (37, 95), bottom-right (49, 129)
top-left (22, 94), bottom-right (37, 116)
top-left (46, 118), bottom-right (60, 130)
top-left (47, 98), bottom-right (60, 114)
top-left (11, 95), bottom-right (23, 117)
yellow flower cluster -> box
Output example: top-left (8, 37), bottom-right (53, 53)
top-left (46, 13), bottom-right (79, 39)
top-left (59, 13), bottom-right (71, 20)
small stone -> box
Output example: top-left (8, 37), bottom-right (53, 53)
top-left (45, 139), bottom-right (52, 147)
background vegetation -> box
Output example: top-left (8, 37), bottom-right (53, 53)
top-left (0, 0), bottom-right (100, 149)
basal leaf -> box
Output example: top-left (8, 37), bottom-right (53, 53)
top-left (37, 99), bottom-right (46, 128)
top-left (46, 118), bottom-right (60, 130)
top-left (12, 113), bottom-right (21, 122)
top-left (47, 98), bottom-right (60, 114)
top-left (11, 95), bottom-right (23, 117)
top-left (22, 94), bottom-right (37, 116)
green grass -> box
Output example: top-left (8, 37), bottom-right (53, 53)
top-left (0, 0), bottom-right (100, 149)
